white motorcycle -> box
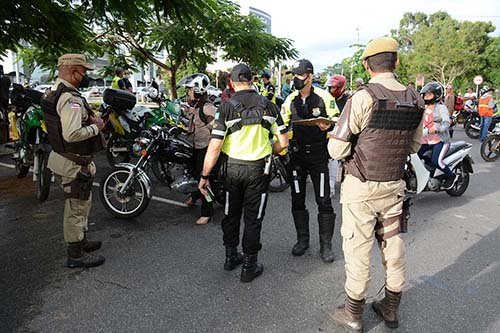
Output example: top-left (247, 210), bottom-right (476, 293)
top-left (404, 141), bottom-right (474, 196)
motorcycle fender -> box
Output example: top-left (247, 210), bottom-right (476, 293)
top-left (462, 155), bottom-right (474, 174)
top-left (36, 143), bottom-right (52, 154)
top-left (114, 163), bottom-right (152, 198)
top-left (410, 153), bottom-right (429, 194)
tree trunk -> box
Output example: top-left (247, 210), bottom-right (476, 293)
top-left (169, 69), bottom-right (177, 100)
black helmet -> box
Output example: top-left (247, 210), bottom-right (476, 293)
top-left (420, 82), bottom-right (444, 105)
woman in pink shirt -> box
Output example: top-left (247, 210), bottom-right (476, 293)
top-left (418, 82), bottom-right (458, 189)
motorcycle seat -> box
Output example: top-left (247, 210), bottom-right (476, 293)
top-left (445, 141), bottom-right (469, 157)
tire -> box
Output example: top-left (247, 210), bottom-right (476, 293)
top-left (480, 135), bottom-right (500, 162)
top-left (465, 121), bottom-right (480, 139)
top-left (99, 168), bottom-right (150, 219)
top-left (269, 158), bottom-right (290, 193)
top-left (36, 151), bottom-right (52, 202)
top-left (106, 134), bottom-right (131, 166)
top-left (15, 146), bottom-right (29, 178)
top-left (446, 163), bottom-right (470, 197)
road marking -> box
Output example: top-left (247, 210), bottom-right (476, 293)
top-left (0, 162), bottom-right (188, 207)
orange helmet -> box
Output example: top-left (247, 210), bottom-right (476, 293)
top-left (326, 75), bottom-right (347, 98)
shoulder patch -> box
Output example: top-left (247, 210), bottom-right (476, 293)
top-left (330, 100), bottom-right (336, 109)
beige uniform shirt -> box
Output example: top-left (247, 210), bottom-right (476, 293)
top-left (47, 79), bottom-right (98, 179)
top-left (328, 72), bottom-right (424, 204)
top-left (186, 103), bottom-right (217, 149)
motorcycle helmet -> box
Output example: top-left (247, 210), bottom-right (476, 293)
top-left (313, 73), bottom-right (321, 83)
top-left (420, 82), bottom-right (444, 105)
top-left (178, 73), bottom-right (210, 94)
top-left (480, 85), bottom-right (494, 95)
top-left (325, 75), bottom-right (347, 98)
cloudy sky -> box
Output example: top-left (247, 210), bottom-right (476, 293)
top-left (244, 0), bottom-right (499, 72)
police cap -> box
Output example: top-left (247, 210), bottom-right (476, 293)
top-left (57, 53), bottom-right (94, 70)
top-left (231, 63), bottom-right (253, 82)
top-left (286, 59), bottom-right (314, 75)
top-left (361, 37), bottom-right (398, 60)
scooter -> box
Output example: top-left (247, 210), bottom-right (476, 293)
top-left (404, 141), bottom-right (474, 197)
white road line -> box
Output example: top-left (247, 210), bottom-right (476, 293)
top-left (0, 162), bottom-right (188, 207)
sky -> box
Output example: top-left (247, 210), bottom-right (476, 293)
top-left (244, 0), bottom-right (500, 72)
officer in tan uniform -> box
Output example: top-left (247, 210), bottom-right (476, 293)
top-left (41, 54), bottom-right (105, 268)
top-left (327, 37), bottom-right (425, 332)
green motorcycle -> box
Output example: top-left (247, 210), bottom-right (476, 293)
top-left (10, 84), bottom-right (52, 201)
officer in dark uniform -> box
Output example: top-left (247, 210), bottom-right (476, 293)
top-left (41, 54), bottom-right (105, 268)
top-left (260, 71), bottom-right (276, 104)
top-left (199, 63), bottom-right (289, 283)
top-left (282, 59), bottom-right (340, 263)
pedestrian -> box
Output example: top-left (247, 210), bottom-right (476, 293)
top-left (281, 78), bottom-right (292, 100)
top-left (328, 37), bottom-right (425, 332)
top-left (198, 63), bottom-right (289, 283)
top-left (463, 87), bottom-right (477, 111)
top-left (111, 67), bottom-right (124, 89)
top-left (178, 73), bottom-right (217, 225)
top-left (478, 86), bottom-right (497, 141)
top-left (281, 59), bottom-right (340, 263)
top-left (41, 54), bottom-right (106, 268)
top-left (219, 72), bottom-right (235, 102)
top-left (444, 84), bottom-right (456, 137)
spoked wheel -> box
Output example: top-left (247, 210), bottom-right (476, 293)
top-left (99, 168), bottom-right (150, 219)
top-left (106, 134), bottom-right (131, 166)
top-left (36, 151), bottom-right (52, 201)
top-left (269, 156), bottom-right (290, 193)
top-left (446, 163), bottom-right (470, 197)
top-left (480, 135), bottom-right (500, 162)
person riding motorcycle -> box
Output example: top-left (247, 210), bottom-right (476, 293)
top-left (418, 82), bottom-right (458, 190)
top-left (325, 75), bottom-right (349, 112)
top-left (179, 73), bottom-right (217, 225)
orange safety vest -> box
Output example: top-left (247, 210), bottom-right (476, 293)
top-left (478, 95), bottom-right (494, 117)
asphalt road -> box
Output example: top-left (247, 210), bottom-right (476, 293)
top-left (1, 127), bottom-right (499, 333)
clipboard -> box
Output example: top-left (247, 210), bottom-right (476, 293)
top-left (292, 117), bottom-right (335, 127)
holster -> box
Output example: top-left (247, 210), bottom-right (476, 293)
top-left (216, 153), bottom-right (228, 181)
top-left (399, 197), bottom-right (412, 233)
top-left (65, 168), bottom-right (93, 201)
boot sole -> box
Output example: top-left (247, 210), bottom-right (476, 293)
top-left (67, 258), bottom-right (105, 268)
top-left (371, 303), bottom-right (398, 329)
top-left (292, 246), bottom-right (309, 256)
top-left (240, 266), bottom-right (264, 283)
top-left (330, 314), bottom-right (363, 333)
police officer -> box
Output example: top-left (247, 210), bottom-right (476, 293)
top-left (198, 63), bottom-right (289, 283)
top-left (41, 54), bottom-right (105, 268)
top-left (282, 59), bottom-right (339, 263)
top-left (111, 67), bottom-right (124, 89)
top-left (328, 37), bottom-right (425, 331)
top-left (260, 71), bottom-right (276, 104)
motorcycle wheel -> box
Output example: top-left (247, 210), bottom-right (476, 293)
top-left (99, 168), bottom-right (150, 219)
top-left (269, 158), bottom-right (290, 193)
top-left (456, 113), bottom-right (466, 124)
top-left (15, 147), bottom-right (30, 178)
top-left (36, 151), bottom-right (52, 202)
top-left (464, 121), bottom-right (480, 139)
top-left (480, 135), bottom-right (500, 162)
top-left (106, 134), bottom-right (131, 166)
top-left (446, 163), bottom-right (470, 197)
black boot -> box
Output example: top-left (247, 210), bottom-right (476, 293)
top-left (224, 246), bottom-right (243, 271)
top-left (331, 296), bottom-right (365, 333)
top-left (372, 288), bottom-right (402, 329)
top-left (67, 241), bottom-right (105, 268)
top-left (82, 232), bottom-right (102, 253)
top-left (318, 212), bottom-right (335, 263)
top-left (291, 210), bottom-right (309, 256)
top-left (240, 254), bottom-right (263, 283)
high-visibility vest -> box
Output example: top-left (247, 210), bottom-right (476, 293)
top-left (478, 95), bottom-right (494, 117)
top-left (111, 76), bottom-right (121, 89)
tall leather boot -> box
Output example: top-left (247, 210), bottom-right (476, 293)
top-left (372, 288), bottom-right (402, 329)
top-left (318, 212), bottom-right (335, 263)
top-left (291, 210), bottom-right (309, 256)
top-left (224, 246), bottom-right (243, 271)
top-left (331, 296), bottom-right (365, 333)
top-left (67, 241), bottom-right (105, 268)
top-left (82, 231), bottom-right (102, 253)
top-left (240, 254), bottom-right (263, 283)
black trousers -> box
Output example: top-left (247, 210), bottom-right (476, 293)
top-left (290, 150), bottom-right (334, 213)
top-left (191, 147), bottom-right (213, 217)
top-left (221, 163), bottom-right (269, 255)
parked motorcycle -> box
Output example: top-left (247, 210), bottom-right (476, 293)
top-left (480, 126), bottom-right (500, 162)
top-left (100, 88), bottom-right (170, 166)
top-left (99, 125), bottom-right (224, 219)
top-left (465, 114), bottom-right (500, 139)
top-left (9, 84), bottom-right (52, 201)
top-left (404, 141), bottom-right (474, 197)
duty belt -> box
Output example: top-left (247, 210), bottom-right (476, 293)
top-left (292, 141), bottom-right (327, 154)
top-left (227, 156), bottom-right (267, 166)
top-left (60, 152), bottom-right (93, 166)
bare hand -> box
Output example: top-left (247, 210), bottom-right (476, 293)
top-left (199, 178), bottom-right (210, 196)
top-left (90, 115), bottom-right (105, 131)
top-left (429, 127), bottom-right (437, 134)
top-left (317, 121), bottom-right (331, 131)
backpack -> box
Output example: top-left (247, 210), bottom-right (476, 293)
top-left (454, 95), bottom-right (464, 111)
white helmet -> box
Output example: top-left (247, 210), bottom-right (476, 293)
top-left (178, 73), bottom-right (210, 94)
